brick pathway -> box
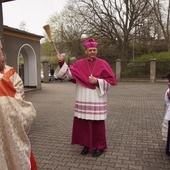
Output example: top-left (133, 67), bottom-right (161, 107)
top-left (26, 81), bottom-right (170, 170)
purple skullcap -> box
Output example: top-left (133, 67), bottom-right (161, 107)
top-left (83, 38), bottom-right (98, 49)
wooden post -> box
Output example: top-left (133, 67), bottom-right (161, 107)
top-left (150, 58), bottom-right (156, 83)
top-left (116, 59), bottom-right (121, 81)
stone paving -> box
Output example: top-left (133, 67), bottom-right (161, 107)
top-left (26, 81), bottom-right (170, 170)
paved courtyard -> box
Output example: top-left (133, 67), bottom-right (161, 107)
top-left (26, 81), bottom-right (170, 170)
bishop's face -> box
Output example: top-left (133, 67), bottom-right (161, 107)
top-left (85, 47), bottom-right (98, 60)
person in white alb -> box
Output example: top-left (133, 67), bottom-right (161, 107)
top-left (162, 83), bottom-right (170, 155)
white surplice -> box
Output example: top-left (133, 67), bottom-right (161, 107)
top-left (162, 89), bottom-right (170, 141)
top-left (57, 62), bottom-right (111, 120)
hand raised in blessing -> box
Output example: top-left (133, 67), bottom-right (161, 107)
top-left (57, 53), bottom-right (64, 63)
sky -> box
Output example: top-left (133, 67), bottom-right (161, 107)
top-left (2, 0), bottom-right (67, 36)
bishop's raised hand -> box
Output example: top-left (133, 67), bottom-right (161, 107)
top-left (57, 53), bottom-right (64, 63)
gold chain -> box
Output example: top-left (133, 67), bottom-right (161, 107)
top-left (86, 58), bottom-right (98, 76)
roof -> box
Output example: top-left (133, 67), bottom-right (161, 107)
top-left (3, 25), bottom-right (44, 41)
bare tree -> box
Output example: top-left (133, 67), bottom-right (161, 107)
top-left (47, 3), bottom-right (87, 58)
top-left (151, 0), bottom-right (170, 51)
top-left (71, 0), bottom-right (153, 60)
top-left (44, 0), bottom-right (169, 61)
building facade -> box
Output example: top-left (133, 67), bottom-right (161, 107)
top-left (0, 0), bottom-right (43, 89)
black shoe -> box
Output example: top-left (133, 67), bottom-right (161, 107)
top-left (81, 146), bottom-right (89, 155)
top-left (92, 149), bottom-right (103, 157)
